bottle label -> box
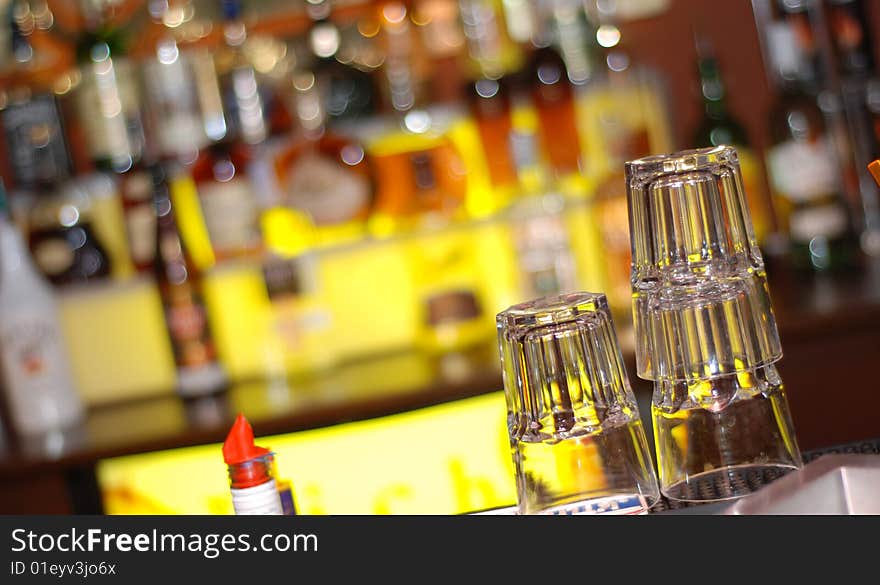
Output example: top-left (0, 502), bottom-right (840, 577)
top-left (168, 303), bottom-right (208, 343)
top-left (162, 284), bottom-right (216, 369)
top-left (512, 213), bottom-right (576, 298)
top-left (230, 479), bottom-right (283, 515)
top-left (0, 312), bottom-right (79, 430)
top-left (143, 54), bottom-right (206, 157)
top-left (198, 177), bottom-right (260, 256)
top-left (284, 152), bottom-right (371, 225)
top-left (767, 138), bottom-right (838, 203)
top-left (75, 57), bottom-right (143, 165)
top-left (789, 204), bottom-right (848, 242)
top-left (1, 318), bottom-right (61, 380)
top-left (122, 171), bottom-right (157, 268)
top-left (425, 290), bottom-right (482, 326)
top-left (1, 95), bottom-right (69, 187)
top-left (542, 494), bottom-right (649, 516)
top-left (31, 235), bottom-right (76, 279)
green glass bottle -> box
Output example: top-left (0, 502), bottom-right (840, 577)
top-left (692, 35), bottom-right (773, 247)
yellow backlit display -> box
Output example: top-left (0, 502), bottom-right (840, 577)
top-left (98, 392), bottom-right (516, 515)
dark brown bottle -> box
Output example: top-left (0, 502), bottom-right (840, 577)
top-left (467, 77), bottom-right (517, 190)
top-left (152, 162), bottom-right (226, 397)
top-left (764, 10), bottom-right (860, 271)
top-left (190, 140), bottom-right (261, 260)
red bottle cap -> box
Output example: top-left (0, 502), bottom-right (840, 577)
top-left (222, 413), bottom-right (271, 466)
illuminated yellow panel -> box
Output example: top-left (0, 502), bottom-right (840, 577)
top-left (319, 239), bottom-right (418, 360)
top-left (98, 392), bottom-right (516, 515)
top-left (58, 279), bottom-right (176, 404)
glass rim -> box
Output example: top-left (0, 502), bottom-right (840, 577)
top-left (496, 291), bottom-right (610, 332)
top-left (625, 145), bottom-right (738, 181)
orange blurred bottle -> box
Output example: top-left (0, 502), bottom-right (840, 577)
top-left (528, 47), bottom-right (582, 176)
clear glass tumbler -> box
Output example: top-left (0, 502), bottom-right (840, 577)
top-left (626, 145), bottom-right (803, 502)
top-left (497, 292), bottom-right (659, 514)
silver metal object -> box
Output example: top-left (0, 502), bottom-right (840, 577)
top-left (723, 455), bottom-right (880, 515)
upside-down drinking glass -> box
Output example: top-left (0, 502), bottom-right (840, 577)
top-left (626, 145), bottom-right (802, 502)
top-left (497, 292), bottom-right (660, 514)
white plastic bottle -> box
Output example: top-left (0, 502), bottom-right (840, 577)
top-left (0, 183), bottom-right (84, 435)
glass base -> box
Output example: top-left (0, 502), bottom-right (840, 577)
top-left (662, 463), bottom-right (800, 503)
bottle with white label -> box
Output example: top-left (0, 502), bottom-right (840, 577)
top-left (0, 182), bottom-right (84, 436)
top-left (764, 15), bottom-right (859, 271)
top-left (272, 71), bottom-right (373, 242)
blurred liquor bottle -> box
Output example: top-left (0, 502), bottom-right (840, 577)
top-left (74, 0), bottom-right (152, 273)
top-left (0, 180), bottom-right (84, 436)
top-left (466, 78), bottom-right (518, 201)
top-left (580, 1), bottom-right (673, 314)
top-left (2, 13), bottom-right (114, 286)
top-left (369, 129), bottom-right (468, 232)
top-left (189, 0), bottom-right (263, 262)
top-left (525, 0), bottom-right (604, 182)
top-left (692, 34), bottom-right (774, 247)
top-left (271, 71), bottom-right (373, 247)
top-left (526, 45), bottom-right (582, 178)
top-left (825, 0), bottom-right (874, 78)
top-left (305, 0), bottom-right (376, 122)
top-left (378, 1), bottom-right (432, 117)
top-left (826, 0), bottom-right (880, 254)
top-left (467, 77), bottom-right (517, 194)
top-left (764, 10), bottom-right (860, 271)
top-left (141, 0), bottom-right (210, 164)
top-left (369, 3), bottom-right (468, 232)
top-left (391, 142), bottom-right (484, 353)
top-left (410, 0), bottom-right (466, 104)
top-left (73, 0), bottom-right (146, 173)
top-left (460, 0), bottom-right (521, 208)
top-left (506, 122), bottom-right (578, 299)
top-left (152, 161), bottom-right (226, 398)
top-left (0, 10), bottom-right (70, 193)
top-left (580, 0), bottom-right (673, 177)
top-left (213, 0), bottom-right (270, 146)
top-left (458, 0), bottom-right (523, 81)
top-left (533, 0), bottom-right (597, 86)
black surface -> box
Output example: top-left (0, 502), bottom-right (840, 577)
top-left (650, 437), bottom-right (880, 514)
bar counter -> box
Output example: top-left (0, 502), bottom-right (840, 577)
top-left (1, 257), bottom-right (879, 513)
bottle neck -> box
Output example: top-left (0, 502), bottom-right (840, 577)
top-left (698, 58), bottom-right (730, 120)
top-left (291, 72), bottom-right (327, 140)
top-left (221, 0), bottom-right (246, 45)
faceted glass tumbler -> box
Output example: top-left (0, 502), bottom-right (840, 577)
top-left (626, 146), bottom-right (802, 502)
top-left (626, 145), bottom-right (782, 382)
top-left (652, 363), bottom-right (801, 502)
top-left (497, 292), bottom-right (659, 515)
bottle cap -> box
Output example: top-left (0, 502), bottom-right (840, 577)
top-left (222, 413), bottom-right (271, 466)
